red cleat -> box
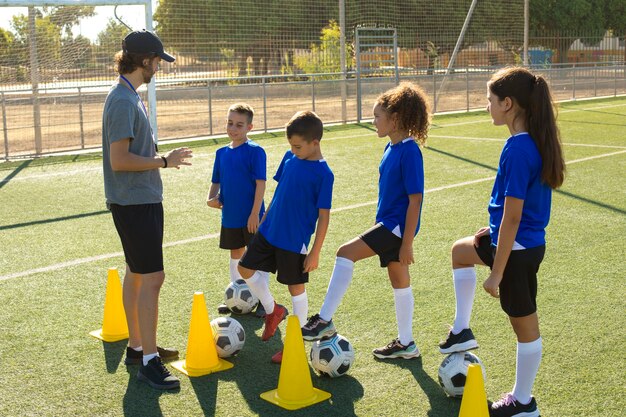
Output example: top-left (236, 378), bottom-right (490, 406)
top-left (261, 303), bottom-right (287, 341)
top-left (271, 349), bottom-right (283, 364)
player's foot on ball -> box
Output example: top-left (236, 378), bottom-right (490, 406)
top-left (124, 346), bottom-right (179, 365)
top-left (137, 357), bottom-right (180, 390)
top-left (438, 327), bottom-right (478, 354)
top-left (489, 393), bottom-right (540, 417)
top-left (271, 349), bottom-right (283, 364)
top-left (301, 314), bottom-right (337, 341)
top-left (217, 304), bottom-right (230, 314)
top-left (254, 302), bottom-right (266, 318)
top-left (261, 302), bottom-right (288, 341)
top-left (373, 338), bottom-right (420, 359)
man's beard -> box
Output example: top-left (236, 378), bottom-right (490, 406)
top-left (142, 66), bottom-right (155, 84)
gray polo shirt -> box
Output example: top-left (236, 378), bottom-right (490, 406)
top-left (102, 83), bottom-right (163, 206)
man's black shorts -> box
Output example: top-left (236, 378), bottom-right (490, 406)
top-left (220, 225), bottom-right (254, 250)
top-left (239, 232), bottom-right (308, 285)
top-left (475, 235), bottom-right (545, 317)
top-left (110, 203), bottom-right (164, 274)
top-left (360, 223), bottom-right (403, 268)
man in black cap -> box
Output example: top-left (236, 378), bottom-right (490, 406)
top-left (102, 30), bottom-right (192, 390)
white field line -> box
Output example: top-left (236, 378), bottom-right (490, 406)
top-left (434, 102), bottom-right (626, 128)
top-left (3, 148), bottom-right (624, 283)
top-left (429, 135), bottom-right (626, 149)
top-left (3, 101), bottom-right (623, 183)
top-left (0, 132), bottom-right (371, 183)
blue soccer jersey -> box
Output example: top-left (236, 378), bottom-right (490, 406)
top-left (259, 151), bottom-right (334, 254)
top-left (376, 138), bottom-right (424, 237)
top-left (488, 132), bottom-right (552, 248)
top-left (211, 140), bottom-right (266, 228)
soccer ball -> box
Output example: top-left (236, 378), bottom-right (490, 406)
top-left (210, 316), bottom-right (245, 358)
top-left (438, 351), bottom-right (486, 397)
top-left (224, 279), bottom-right (259, 314)
top-left (309, 333), bottom-right (355, 378)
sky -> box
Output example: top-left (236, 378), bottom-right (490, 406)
top-left (0, 5), bottom-right (150, 42)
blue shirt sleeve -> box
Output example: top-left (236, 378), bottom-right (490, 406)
top-left (316, 171), bottom-right (334, 209)
top-left (273, 151), bottom-right (291, 182)
top-left (502, 148), bottom-right (532, 200)
top-left (252, 147), bottom-right (267, 181)
top-left (211, 149), bottom-right (221, 184)
top-left (401, 147), bottom-right (424, 195)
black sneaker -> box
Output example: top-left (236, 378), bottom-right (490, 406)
top-left (489, 393), bottom-right (539, 417)
top-left (254, 302), bottom-right (266, 318)
top-left (137, 357), bottom-right (180, 390)
top-left (439, 328), bottom-right (479, 354)
top-left (124, 346), bottom-right (179, 365)
top-left (301, 314), bottom-right (337, 341)
top-left (217, 303), bottom-right (230, 314)
top-left (372, 338), bottom-right (421, 359)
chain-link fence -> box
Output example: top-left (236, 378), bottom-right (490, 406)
top-left (0, 1), bottom-right (624, 158)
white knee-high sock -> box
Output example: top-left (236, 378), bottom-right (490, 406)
top-left (394, 287), bottom-right (414, 346)
top-left (513, 337), bottom-right (542, 404)
top-left (245, 271), bottom-right (275, 314)
top-left (291, 292), bottom-right (308, 328)
top-left (229, 259), bottom-right (242, 283)
top-left (451, 267), bottom-right (477, 334)
top-left (319, 257), bottom-right (355, 321)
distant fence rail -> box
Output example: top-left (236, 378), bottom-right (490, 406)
top-left (1, 63), bottom-right (625, 159)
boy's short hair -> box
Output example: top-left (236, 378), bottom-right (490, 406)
top-left (285, 111), bottom-right (323, 142)
top-left (228, 103), bottom-right (254, 123)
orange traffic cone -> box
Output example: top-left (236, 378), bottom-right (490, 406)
top-left (89, 267), bottom-right (129, 342)
top-left (260, 315), bottom-right (331, 410)
top-left (171, 292), bottom-right (233, 376)
top-left (458, 363), bottom-right (489, 417)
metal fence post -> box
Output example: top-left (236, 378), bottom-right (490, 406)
top-left (1, 92), bottom-right (8, 160)
top-left (208, 82), bottom-right (213, 136)
top-left (572, 64), bottom-right (576, 100)
top-left (78, 87), bottom-right (85, 149)
top-left (262, 77), bottom-right (267, 133)
top-left (311, 75), bottom-right (316, 113)
top-left (466, 68), bottom-right (470, 111)
top-left (614, 64), bottom-right (618, 97)
top-left (433, 71), bottom-right (437, 114)
top-left (593, 63), bottom-right (597, 97)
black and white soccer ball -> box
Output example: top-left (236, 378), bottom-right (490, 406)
top-left (210, 316), bottom-right (245, 358)
top-left (309, 333), bottom-right (355, 378)
top-left (438, 351), bottom-right (486, 397)
top-left (224, 279), bottom-right (259, 314)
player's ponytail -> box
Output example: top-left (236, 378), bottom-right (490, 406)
top-left (489, 67), bottom-right (565, 189)
top-left (528, 75), bottom-right (565, 189)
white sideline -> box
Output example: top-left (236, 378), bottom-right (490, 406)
top-left (429, 135), bottom-right (626, 149)
top-left (2, 101), bottom-right (623, 183)
top-left (2, 149), bottom-right (624, 283)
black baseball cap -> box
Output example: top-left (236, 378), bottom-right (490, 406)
top-left (122, 30), bottom-right (175, 62)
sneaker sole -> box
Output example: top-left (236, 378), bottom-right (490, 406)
top-left (372, 350), bottom-right (421, 360)
top-left (302, 328), bottom-right (337, 342)
top-left (137, 372), bottom-right (180, 390)
top-left (439, 340), bottom-right (479, 354)
top-left (125, 355), bottom-right (179, 366)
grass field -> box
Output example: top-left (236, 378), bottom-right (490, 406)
top-left (0, 96), bottom-right (624, 417)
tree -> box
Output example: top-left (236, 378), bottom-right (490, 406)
top-left (530, 0), bottom-right (606, 63)
top-left (154, 0), bottom-right (337, 76)
top-left (96, 19), bottom-right (131, 58)
top-left (294, 20), bottom-right (351, 77)
top-left (604, 0), bottom-right (626, 64)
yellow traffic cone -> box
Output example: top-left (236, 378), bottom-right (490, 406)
top-left (260, 315), bottom-right (331, 410)
top-left (89, 267), bottom-right (129, 342)
top-left (458, 363), bottom-right (489, 417)
top-left (171, 292), bottom-right (233, 376)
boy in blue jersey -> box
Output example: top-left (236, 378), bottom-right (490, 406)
top-left (207, 103), bottom-right (268, 316)
top-left (238, 111), bottom-right (334, 363)
top-left (302, 83), bottom-right (430, 360)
